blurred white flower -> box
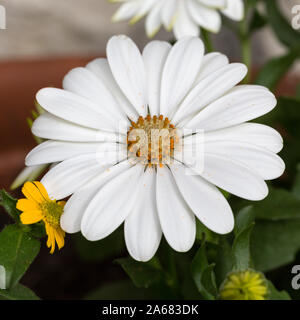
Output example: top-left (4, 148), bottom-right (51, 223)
top-left (25, 35), bottom-right (284, 261)
top-left (11, 164), bottom-right (48, 190)
top-left (111, 0), bottom-right (244, 39)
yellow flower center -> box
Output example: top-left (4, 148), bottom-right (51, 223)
top-left (39, 200), bottom-right (64, 229)
top-left (220, 270), bottom-right (268, 300)
top-left (127, 115), bottom-right (179, 167)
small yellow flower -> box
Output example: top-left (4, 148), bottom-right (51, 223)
top-left (220, 269), bottom-right (268, 300)
top-left (17, 181), bottom-right (65, 254)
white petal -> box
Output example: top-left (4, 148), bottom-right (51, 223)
top-left (182, 153), bottom-right (269, 201)
top-left (145, 1), bottom-right (164, 37)
top-left (160, 36), bottom-right (204, 117)
top-left (170, 162), bottom-right (234, 234)
top-left (202, 140), bottom-right (285, 180)
top-left (125, 168), bottom-right (162, 261)
top-left (161, 0), bottom-right (178, 30)
top-left (198, 0), bottom-right (226, 8)
top-left (26, 141), bottom-right (124, 166)
top-left (81, 164), bottom-right (144, 241)
top-left (191, 123), bottom-right (283, 154)
top-left (32, 112), bottom-right (122, 142)
top-left (36, 88), bottom-right (115, 131)
top-left (61, 161), bottom-right (131, 233)
top-left (194, 52), bottom-right (229, 85)
top-left (187, 0), bottom-right (221, 33)
top-left (86, 58), bottom-right (138, 120)
top-left (173, 2), bottom-right (200, 39)
top-left (185, 85), bottom-right (277, 131)
top-left (107, 35), bottom-right (147, 116)
top-left (131, 0), bottom-right (159, 24)
top-left (221, 0), bottom-right (244, 21)
top-left (143, 41), bottom-right (171, 115)
top-left (41, 151), bottom-right (126, 200)
top-left (174, 63), bottom-right (247, 124)
top-left (63, 67), bottom-right (128, 123)
top-left (156, 166), bottom-right (196, 252)
top-left (112, 1), bottom-right (140, 22)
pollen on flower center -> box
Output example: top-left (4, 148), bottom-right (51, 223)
top-left (39, 200), bottom-right (64, 229)
top-left (127, 115), bottom-right (179, 167)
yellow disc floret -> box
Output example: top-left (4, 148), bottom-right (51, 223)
top-left (17, 181), bottom-right (66, 254)
top-left (220, 269), bottom-right (269, 300)
top-left (127, 115), bottom-right (179, 167)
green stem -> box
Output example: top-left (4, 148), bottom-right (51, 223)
top-left (202, 29), bottom-right (213, 53)
top-left (239, 6), bottom-right (251, 83)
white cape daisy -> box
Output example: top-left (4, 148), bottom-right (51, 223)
top-left (111, 0), bottom-right (244, 39)
top-left (25, 35), bottom-right (284, 262)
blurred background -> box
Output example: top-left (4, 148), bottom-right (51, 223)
top-left (0, 0), bottom-right (299, 299)
top-left (0, 0), bottom-right (299, 70)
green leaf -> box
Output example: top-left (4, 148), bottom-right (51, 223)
top-left (191, 243), bottom-right (217, 300)
top-left (267, 281), bottom-right (291, 300)
top-left (252, 188), bottom-right (300, 220)
top-left (214, 239), bottom-right (233, 286)
top-left (0, 284), bottom-right (40, 300)
top-left (266, 0), bottom-right (300, 48)
top-left (232, 207), bottom-right (255, 271)
top-left (234, 206), bottom-right (255, 235)
top-left (0, 190), bottom-right (20, 223)
top-left (85, 280), bottom-right (155, 300)
top-left (115, 257), bottom-right (162, 289)
top-left (74, 228), bottom-right (125, 262)
top-left (0, 225), bottom-right (40, 288)
top-left (292, 163), bottom-right (300, 199)
top-left (251, 219), bottom-right (300, 271)
top-left (232, 223), bottom-right (254, 271)
top-left (196, 219), bottom-right (219, 244)
top-left (254, 49), bottom-right (300, 90)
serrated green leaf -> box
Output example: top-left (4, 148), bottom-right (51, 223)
top-left (115, 257), bottom-right (162, 288)
top-left (0, 190), bottom-right (20, 223)
top-left (267, 281), bottom-right (291, 300)
top-left (251, 219), bottom-right (300, 272)
top-left (0, 225), bottom-right (40, 288)
top-left (0, 284), bottom-right (40, 300)
top-left (191, 244), bottom-right (217, 300)
top-left (266, 0), bottom-right (300, 48)
top-left (254, 49), bottom-right (299, 90)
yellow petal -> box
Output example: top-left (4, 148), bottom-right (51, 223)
top-left (45, 225), bottom-right (56, 254)
top-left (22, 181), bottom-right (45, 204)
top-left (54, 229), bottom-right (65, 250)
top-left (20, 211), bottom-right (43, 224)
top-left (16, 199), bottom-right (38, 212)
top-left (33, 181), bottom-right (50, 201)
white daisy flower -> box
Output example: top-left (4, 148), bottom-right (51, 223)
top-left (25, 35), bottom-right (284, 262)
top-left (111, 0), bottom-right (244, 39)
